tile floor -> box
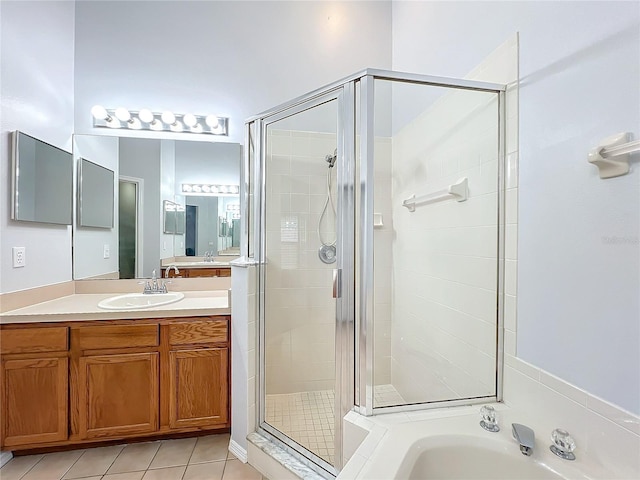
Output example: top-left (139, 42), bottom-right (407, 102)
top-left (266, 390), bottom-right (335, 465)
top-left (0, 434), bottom-right (266, 480)
top-left (264, 385), bottom-right (403, 466)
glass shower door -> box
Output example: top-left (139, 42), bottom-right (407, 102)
top-left (258, 90), bottom-right (350, 474)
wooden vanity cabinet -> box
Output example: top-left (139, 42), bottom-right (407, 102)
top-left (0, 327), bottom-right (69, 447)
top-left (167, 319), bottom-right (229, 429)
top-left (161, 267), bottom-right (231, 278)
top-left (71, 324), bottom-right (160, 440)
top-left (0, 315), bottom-right (230, 451)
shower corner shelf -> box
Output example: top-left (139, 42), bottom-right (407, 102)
top-left (588, 132), bottom-right (639, 179)
top-left (402, 177), bottom-right (469, 212)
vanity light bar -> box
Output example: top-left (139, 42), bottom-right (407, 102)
top-left (181, 183), bottom-right (240, 195)
top-left (91, 106), bottom-right (228, 136)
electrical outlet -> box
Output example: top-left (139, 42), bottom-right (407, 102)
top-left (12, 247), bottom-right (26, 268)
top-left (103, 244), bottom-right (110, 259)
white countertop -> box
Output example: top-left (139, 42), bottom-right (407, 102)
top-left (0, 290), bottom-right (230, 324)
top-left (164, 261), bottom-right (232, 268)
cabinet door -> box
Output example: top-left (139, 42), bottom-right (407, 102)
top-left (78, 352), bottom-right (159, 439)
top-left (169, 348), bottom-right (228, 429)
top-left (1, 356), bottom-right (68, 447)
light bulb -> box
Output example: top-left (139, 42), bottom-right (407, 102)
top-left (193, 185), bottom-right (202, 193)
top-left (128, 117), bottom-right (142, 129)
top-left (139, 109), bottom-right (154, 123)
top-left (182, 184), bottom-right (193, 192)
top-left (106, 118), bottom-right (121, 128)
top-left (170, 121), bottom-right (183, 132)
top-left (91, 105), bottom-right (110, 120)
top-left (190, 123), bottom-right (203, 134)
top-left (202, 185), bottom-right (211, 193)
top-left (205, 115), bottom-right (219, 128)
top-left (115, 107), bottom-right (131, 122)
top-left (150, 118), bottom-right (163, 131)
top-left (161, 111), bottom-right (176, 125)
top-left (219, 185), bottom-right (228, 194)
top-left (183, 113), bottom-right (197, 127)
top-left (210, 186), bottom-right (219, 194)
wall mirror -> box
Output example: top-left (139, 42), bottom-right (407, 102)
top-left (11, 130), bottom-right (73, 225)
top-left (72, 135), bottom-right (241, 280)
top-left (78, 157), bottom-right (115, 228)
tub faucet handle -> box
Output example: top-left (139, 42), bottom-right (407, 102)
top-left (550, 428), bottom-right (576, 460)
top-left (479, 405), bottom-right (500, 432)
top-left (512, 423), bottom-right (535, 456)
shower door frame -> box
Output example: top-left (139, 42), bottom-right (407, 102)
top-left (247, 68), bottom-right (507, 477)
top-left (252, 84), bottom-right (356, 478)
top-left (355, 72), bottom-right (507, 416)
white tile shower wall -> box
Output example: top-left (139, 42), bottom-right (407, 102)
top-left (373, 137), bottom-right (393, 386)
top-left (388, 36), bottom-right (518, 404)
top-left (230, 262), bottom-right (257, 458)
top-left (389, 94), bottom-right (499, 402)
top-left (265, 130), bottom-right (338, 395)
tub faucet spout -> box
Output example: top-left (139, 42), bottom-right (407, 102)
top-left (512, 423), bottom-right (535, 456)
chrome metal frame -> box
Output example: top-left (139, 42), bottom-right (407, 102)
top-left (254, 88), bottom-right (347, 478)
top-left (246, 68), bottom-right (507, 477)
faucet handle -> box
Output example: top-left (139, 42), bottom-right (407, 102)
top-left (550, 429), bottom-right (576, 460)
top-left (479, 405), bottom-right (500, 432)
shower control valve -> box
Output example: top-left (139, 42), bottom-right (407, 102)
top-left (479, 405), bottom-right (500, 432)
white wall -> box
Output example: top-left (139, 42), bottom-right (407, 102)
top-left (119, 138), bottom-right (162, 277)
top-left (73, 1), bottom-right (392, 145)
top-left (160, 140), bottom-right (177, 259)
top-left (0, 1), bottom-right (75, 293)
top-left (392, 1), bottom-right (640, 414)
top-left (73, 135), bottom-right (119, 279)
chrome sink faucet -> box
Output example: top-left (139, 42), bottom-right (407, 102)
top-left (142, 270), bottom-right (168, 294)
top-left (164, 265), bottom-right (180, 278)
top-left (512, 423), bottom-right (535, 456)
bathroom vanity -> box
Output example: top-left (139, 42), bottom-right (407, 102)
top-left (0, 292), bottom-right (231, 451)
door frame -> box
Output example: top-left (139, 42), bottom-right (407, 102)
top-left (119, 176), bottom-right (144, 279)
top-left (255, 85), bottom-right (354, 477)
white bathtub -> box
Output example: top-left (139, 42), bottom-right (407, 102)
top-left (341, 407), bottom-right (612, 480)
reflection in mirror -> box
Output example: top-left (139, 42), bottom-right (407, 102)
top-left (11, 131), bottom-right (73, 225)
top-left (72, 135), bottom-right (241, 280)
top-left (78, 158), bottom-right (115, 228)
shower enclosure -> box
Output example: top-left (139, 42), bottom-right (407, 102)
top-left (245, 69), bottom-right (506, 477)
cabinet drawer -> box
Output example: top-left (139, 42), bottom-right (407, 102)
top-left (169, 320), bottom-right (228, 346)
top-left (1, 327), bottom-right (68, 354)
top-left (76, 324), bottom-right (159, 350)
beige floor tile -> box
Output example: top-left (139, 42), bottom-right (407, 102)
top-left (148, 438), bottom-right (196, 469)
top-left (0, 454), bottom-right (44, 480)
top-left (21, 450), bottom-right (84, 480)
top-left (63, 444), bottom-right (124, 479)
top-left (107, 441), bottom-right (162, 474)
top-left (221, 459), bottom-right (262, 480)
top-left (189, 434), bottom-right (230, 464)
top-left (103, 472), bottom-right (145, 480)
top-left (142, 466), bottom-right (186, 480)
top-left (183, 461), bottom-right (225, 480)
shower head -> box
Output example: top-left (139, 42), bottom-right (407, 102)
top-left (325, 149), bottom-right (337, 168)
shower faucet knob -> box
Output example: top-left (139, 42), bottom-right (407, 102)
top-left (479, 405), bottom-right (500, 432)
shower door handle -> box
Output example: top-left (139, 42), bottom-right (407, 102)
top-left (333, 269), bottom-right (341, 299)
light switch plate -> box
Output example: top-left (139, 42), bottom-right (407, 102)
top-left (12, 247), bottom-right (26, 267)
top-left (103, 244), bottom-right (110, 259)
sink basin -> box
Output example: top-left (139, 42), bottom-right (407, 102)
top-left (98, 292), bottom-right (185, 310)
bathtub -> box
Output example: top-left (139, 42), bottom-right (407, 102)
top-left (340, 407), bottom-right (612, 480)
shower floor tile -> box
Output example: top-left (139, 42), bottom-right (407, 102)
top-left (374, 383), bottom-right (405, 407)
top-left (265, 385), bottom-right (404, 465)
top-left (266, 390), bottom-right (335, 465)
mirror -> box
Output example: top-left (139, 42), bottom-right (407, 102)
top-left (11, 130), bottom-right (73, 225)
top-left (72, 135), bottom-right (241, 280)
top-left (78, 158), bottom-right (114, 228)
